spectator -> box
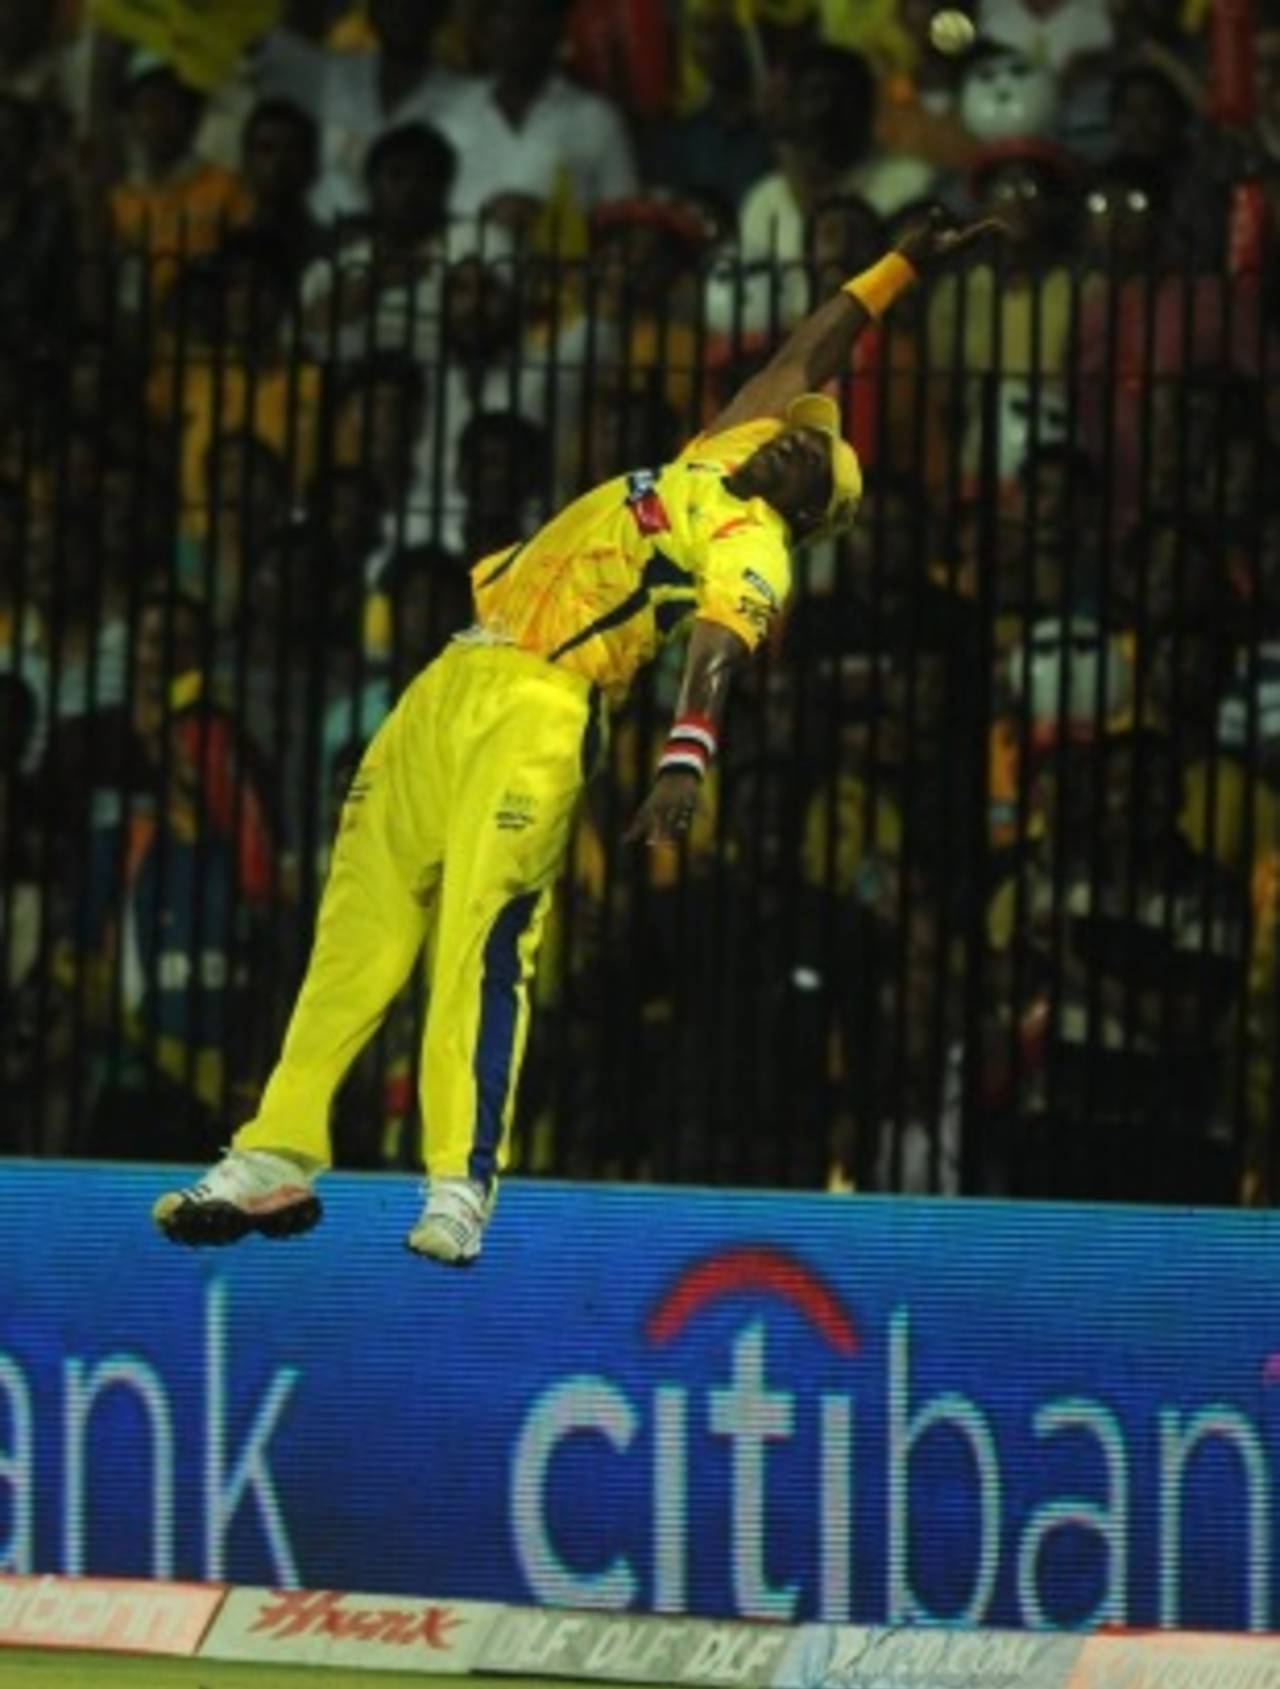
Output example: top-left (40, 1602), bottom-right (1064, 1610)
top-left (590, 194), bottom-right (712, 416)
top-left (241, 97), bottom-right (329, 277)
top-left (418, 255), bottom-right (602, 545)
top-left (706, 164), bottom-right (886, 347)
top-left (0, 345), bottom-right (25, 479)
top-left (1079, 153), bottom-right (1169, 272)
top-left (301, 120), bottom-right (458, 363)
top-left (0, 476), bottom-right (49, 773)
top-left (565, 0), bottom-right (672, 122)
top-left (1009, 442), bottom-right (1103, 608)
top-left (109, 52), bottom-right (253, 306)
top-left (445, 0), bottom-right (638, 229)
top-left (829, 469), bottom-right (933, 622)
top-left (181, 431), bottom-right (292, 631)
top-left (958, 39), bottom-right (1062, 147)
top-left (579, 381), bottom-right (683, 488)
top-left (644, 0), bottom-right (775, 212)
top-left (0, 670), bottom-right (42, 1149)
top-left (252, 0), bottom-right (342, 115)
top-left (72, 590), bottom-right (277, 1159)
top-left (709, 44), bottom-right (932, 338)
top-left (998, 725), bottom-right (1246, 1201)
top-left (977, 0), bottom-right (1113, 76)
top-left (59, 330), bottom-right (152, 446)
top-left (21, 520), bottom-right (164, 860)
top-left (302, 0), bottom-right (471, 221)
top-left (333, 352), bottom-right (429, 538)
top-left (768, 41), bottom-right (933, 219)
top-left (456, 410), bottom-right (551, 559)
top-left (1105, 0), bottom-right (1207, 72)
top-left (804, 192), bottom-right (939, 478)
top-left (1109, 63), bottom-right (1194, 173)
top-left (296, 462), bottom-right (388, 660)
top-left (376, 539), bottom-right (472, 676)
top-left (153, 230), bottom-right (322, 534)
top-left (322, 540), bottom-right (472, 805)
top-left (1114, 515), bottom-right (1218, 635)
top-left (0, 94), bottom-right (76, 345)
top-left (928, 143), bottom-right (1079, 491)
top-left (13, 510), bottom-right (130, 745)
top-left (1260, 24), bottom-right (1280, 168)
top-left (0, 0), bottom-right (89, 143)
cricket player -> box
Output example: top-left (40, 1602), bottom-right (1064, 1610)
top-left (153, 209), bottom-right (999, 1264)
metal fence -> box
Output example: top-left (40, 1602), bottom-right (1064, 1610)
top-left (1, 225), bottom-right (1277, 1205)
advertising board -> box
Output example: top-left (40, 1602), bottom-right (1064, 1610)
top-left (2, 1165), bottom-right (1279, 1630)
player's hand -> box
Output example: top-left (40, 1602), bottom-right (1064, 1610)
top-left (624, 770), bottom-right (703, 846)
top-left (894, 206), bottom-right (1009, 272)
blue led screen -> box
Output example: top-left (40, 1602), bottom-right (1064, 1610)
top-left (1, 1163), bottom-right (1277, 1631)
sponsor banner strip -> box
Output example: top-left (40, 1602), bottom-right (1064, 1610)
top-left (477, 1608), bottom-right (793, 1686)
top-left (1066, 1631), bottom-right (1280, 1688)
top-left (773, 1624), bottom-right (1084, 1689)
top-left (14, 1571), bottom-right (1280, 1689)
top-left (0, 1574), bottom-right (224, 1656)
top-left (199, 1585), bottom-right (499, 1674)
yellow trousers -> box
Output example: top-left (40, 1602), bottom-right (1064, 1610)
top-left (236, 642), bottom-right (600, 1183)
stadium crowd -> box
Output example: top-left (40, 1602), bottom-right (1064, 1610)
top-left (1, 0), bottom-right (1278, 1208)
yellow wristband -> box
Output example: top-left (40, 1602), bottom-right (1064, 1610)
top-left (843, 252), bottom-right (918, 319)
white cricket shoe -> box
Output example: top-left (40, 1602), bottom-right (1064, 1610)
top-left (406, 1178), bottom-right (495, 1267)
top-left (152, 1148), bottom-right (323, 1247)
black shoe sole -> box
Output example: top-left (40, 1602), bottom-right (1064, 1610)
top-left (159, 1195), bottom-right (323, 1247)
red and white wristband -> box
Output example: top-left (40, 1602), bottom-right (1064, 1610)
top-left (657, 713), bottom-right (719, 780)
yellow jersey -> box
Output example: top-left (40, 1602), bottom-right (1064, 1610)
top-left (470, 418), bottom-right (792, 702)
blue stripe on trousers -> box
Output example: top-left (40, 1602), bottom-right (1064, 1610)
top-left (469, 890), bottom-right (540, 1187)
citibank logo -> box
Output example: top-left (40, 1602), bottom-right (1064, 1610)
top-left (510, 1244), bottom-right (862, 1620)
top-left (645, 1247), bottom-right (859, 1356)
top-left (510, 1239), bottom-right (1279, 1634)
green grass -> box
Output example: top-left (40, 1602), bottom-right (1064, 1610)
top-left (0, 1651), bottom-right (640, 1689)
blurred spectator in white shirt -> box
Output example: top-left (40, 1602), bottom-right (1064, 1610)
top-left (444, 0), bottom-right (637, 233)
top-left (706, 43), bottom-right (932, 337)
top-left (301, 121), bottom-right (458, 364)
top-left (259, 0), bottom-right (471, 222)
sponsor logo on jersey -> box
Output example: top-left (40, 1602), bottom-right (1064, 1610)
top-left (625, 470), bottom-right (672, 537)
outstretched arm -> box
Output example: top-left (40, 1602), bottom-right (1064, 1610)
top-left (703, 209), bottom-right (1007, 439)
top-left (624, 619), bottom-right (749, 846)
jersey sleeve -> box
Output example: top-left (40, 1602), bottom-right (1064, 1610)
top-left (695, 519), bottom-right (792, 652)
